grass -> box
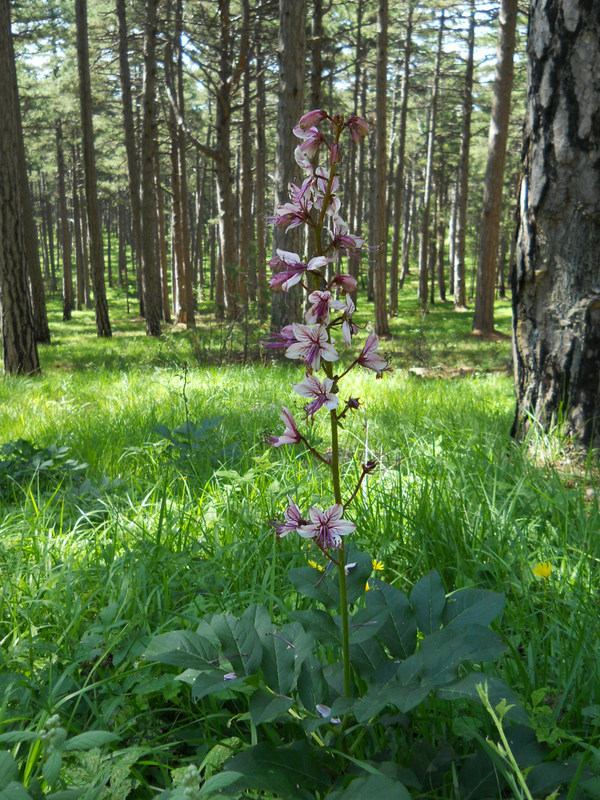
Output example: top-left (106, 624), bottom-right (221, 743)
top-left (0, 282), bottom-right (598, 798)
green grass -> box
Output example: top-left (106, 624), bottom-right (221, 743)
top-left (0, 284), bottom-right (598, 797)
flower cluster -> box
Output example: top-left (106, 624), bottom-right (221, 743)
top-left (267, 110), bottom-right (389, 561)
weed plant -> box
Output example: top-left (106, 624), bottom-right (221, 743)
top-left (0, 282), bottom-right (598, 798)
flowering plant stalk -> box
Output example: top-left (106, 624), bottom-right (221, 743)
top-left (266, 109), bottom-right (387, 698)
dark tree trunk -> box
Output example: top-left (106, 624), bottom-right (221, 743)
top-left (75, 0), bottom-right (111, 337)
top-left (71, 148), bottom-right (85, 309)
top-left (116, 0), bottom-right (143, 291)
top-left (373, 0), bottom-right (389, 335)
top-left (140, 0), bottom-right (162, 335)
top-left (56, 121), bottom-right (74, 322)
top-left (254, 17), bottom-right (268, 321)
top-left (418, 9), bottom-right (444, 311)
top-left (0, 0), bottom-right (39, 374)
top-left (472, 0), bottom-right (517, 334)
top-left (512, 0), bottom-right (600, 448)
top-left (389, 1), bottom-right (413, 316)
top-left (270, 0), bottom-right (306, 331)
top-left (454, 0), bottom-right (475, 311)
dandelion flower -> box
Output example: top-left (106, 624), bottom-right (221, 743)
top-left (533, 562), bottom-right (552, 579)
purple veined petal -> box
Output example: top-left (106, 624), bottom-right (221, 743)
top-left (307, 256), bottom-right (328, 271)
top-left (297, 109), bottom-right (328, 130)
top-left (269, 406), bottom-right (302, 446)
top-left (293, 374), bottom-right (338, 414)
top-left (358, 333), bottom-right (389, 376)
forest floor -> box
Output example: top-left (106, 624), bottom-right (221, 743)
top-left (0, 281), bottom-right (599, 799)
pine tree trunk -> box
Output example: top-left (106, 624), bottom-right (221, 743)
top-left (56, 121), bottom-right (73, 322)
top-left (71, 148), bottom-right (85, 310)
top-left (254, 21), bottom-right (268, 321)
top-left (270, 0), bottom-right (306, 331)
top-left (116, 0), bottom-right (143, 292)
top-left (512, 0), bottom-right (600, 447)
top-left (454, 0), bottom-right (475, 311)
top-left (373, 0), bottom-right (390, 335)
top-left (389, 1), bottom-right (413, 316)
top-left (140, 0), bottom-right (162, 336)
top-left (238, 0), bottom-right (251, 309)
top-left (472, 0), bottom-right (517, 335)
top-left (75, 0), bottom-right (111, 337)
top-left (418, 9), bottom-right (444, 311)
top-left (0, 0), bottom-right (39, 374)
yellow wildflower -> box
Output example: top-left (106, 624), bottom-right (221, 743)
top-left (365, 581), bottom-right (370, 591)
top-left (308, 559), bottom-right (325, 572)
top-left (372, 559), bottom-right (384, 572)
top-left (533, 562), bottom-right (552, 579)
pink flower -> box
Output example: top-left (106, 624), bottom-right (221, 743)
top-left (296, 109), bottom-right (328, 131)
top-left (346, 115), bottom-right (370, 142)
top-left (261, 324), bottom-right (297, 350)
top-left (357, 333), bottom-right (389, 377)
top-left (296, 127), bottom-right (326, 159)
top-left (268, 407), bottom-right (302, 447)
top-left (340, 295), bottom-right (358, 346)
top-left (285, 323), bottom-right (339, 372)
top-left (293, 374), bottom-right (338, 415)
top-left (298, 504), bottom-right (356, 550)
top-left (305, 290), bottom-right (345, 325)
top-left (327, 215), bottom-right (365, 256)
top-left (269, 251), bottom-right (327, 292)
top-left (331, 273), bottom-right (358, 293)
top-left (275, 497), bottom-right (307, 537)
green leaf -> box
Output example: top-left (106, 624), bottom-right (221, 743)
top-left (0, 731), bottom-right (39, 744)
top-left (199, 771), bottom-right (244, 797)
top-left (241, 603), bottom-right (272, 639)
top-left (397, 625), bottom-right (506, 691)
top-left (365, 580), bottom-right (417, 658)
top-left (0, 752), bottom-right (17, 790)
top-left (288, 566), bottom-right (339, 606)
top-left (224, 741), bottom-right (332, 798)
top-left (260, 629), bottom-right (297, 695)
top-left (437, 674), bottom-right (529, 724)
top-left (0, 783), bottom-right (33, 800)
top-left (410, 569), bottom-right (445, 635)
top-left (326, 773), bottom-right (412, 799)
top-left (62, 731), bottom-right (120, 751)
top-left (297, 657), bottom-right (328, 714)
top-left (145, 627), bottom-right (219, 669)
top-left (210, 614), bottom-right (263, 676)
top-left (349, 638), bottom-right (388, 681)
top-left (249, 691), bottom-right (293, 726)
top-left (343, 549), bottom-right (374, 604)
top-left (526, 760), bottom-right (582, 795)
top-left (443, 589), bottom-right (505, 630)
top-left (191, 671), bottom-right (248, 701)
top-left (43, 749), bottom-right (63, 788)
top-left (289, 609), bottom-right (341, 646)
top-left (347, 605), bottom-right (388, 644)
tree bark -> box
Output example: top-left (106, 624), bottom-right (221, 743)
top-left (140, 0), bottom-right (162, 336)
top-left (512, 0), bottom-right (600, 448)
top-left (472, 0), bottom-right (517, 334)
top-left (418, 9), bottom-right (444, 311)
top-left (75, 0), bottom-right (111, 337)
top-left (56, 121), bottom-right (74, 322)
top-left (270, 0), bottom-right (306, 331)
top-left (0, 0), bottom-right (40, 374)
top-left (116, 0), bottom-right (143, 300)
top-left (254, 17), bottom-right (268, 321)
top-left (389, 1), bottom-right (413, 316)
top-left (373, 0), bottom-right (390, 335)
top-left (454, 0), bottom-right (475, 311)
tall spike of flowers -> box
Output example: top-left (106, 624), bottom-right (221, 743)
top-left (265, 110), bottom-right (388, 698)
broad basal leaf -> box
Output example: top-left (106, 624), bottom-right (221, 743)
top-left (365, 580), bottom-right (417, 658)
top-left (409, 569), bottom-right (445, 635)
top-left (442, 589), bottom-right (505, 630)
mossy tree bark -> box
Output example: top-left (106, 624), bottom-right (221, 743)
top-left (512, 0), bottom-right (600, 448)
